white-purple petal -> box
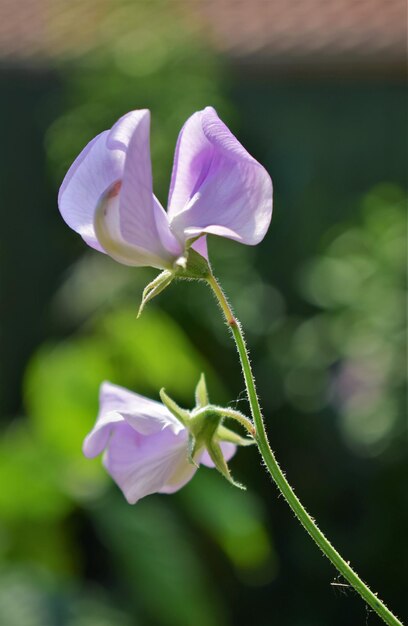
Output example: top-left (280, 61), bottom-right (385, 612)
top-left (100, 382), bottom-right (183, 433)
top-left (168, 106), bottom-right (273, 247)
top-left (103, 422), bottom-right (191, 504)
top-left (200, 441), bottom-right (236, 468)
top-left (115, 111), bottom-right (181, 261)
top-left (83, 382), bottom-right (183, 459)
top-left (58, 130), bottom-right (123, 252)
top-left (58, 110), bottom-right (181, 267)
top-left (93, 186), bottom-right (176, 268)
top-left (190, 234), bottom-right (208, 259)
top-left (83, 410), bottom-right (125, 458)
top-left (58, 110), bottom-right (148, 251)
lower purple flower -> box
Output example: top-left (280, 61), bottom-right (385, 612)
top-left (83, 382), bottom-right (236, 504)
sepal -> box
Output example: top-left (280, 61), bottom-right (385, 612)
top-left (189, 409), bottom-right (221, 450)
top-left (217, 425), bottom-right (255, 447)
top-left (188, 407), bottom-right (248, 489)
top-left (137, 270), bottom-right (174, 318)
top-left (206, 437), bottom-right (245, 490)
top-left (137, 245), bottom-right (211, 317)
top-left (159, 388), bottom-right (190, 426)
top-left (195, 373), bottom-right (209, 408)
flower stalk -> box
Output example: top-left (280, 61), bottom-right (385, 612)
top-left (207, 273), bottom-right (402, 626)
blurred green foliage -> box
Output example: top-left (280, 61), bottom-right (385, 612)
top-left (0, 423), bottom-right (69, 523)
top-left (0, 566), bottom-right (133, 626)
top-left (269, 184), bottom-right (406, 454)
top-left (181, 471), bottom-right (276, 581)
top-left (92, 494), bottom-right (226, 626)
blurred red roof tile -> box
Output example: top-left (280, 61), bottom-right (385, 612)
top-left (188, 0), bottom-right (406, 73)
top-left (0, 0), bottom-right (405, 75)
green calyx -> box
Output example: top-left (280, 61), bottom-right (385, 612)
top-left (137, 269), bottom-right (173, 318)
top-left (137, 247), bottom-right (211, 317)
top-left (160, 374), bottom-right (255, 489)
top-left (173, 247), bottom-right (212, 280)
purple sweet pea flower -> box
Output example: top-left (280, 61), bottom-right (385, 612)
top-left (83, 382), bottom-right (236, 504)
top-left (59, 107), bottom-right (272, 269)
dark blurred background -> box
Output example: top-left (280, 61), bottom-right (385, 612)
top-left (0, 1), bottom-right (406, 625)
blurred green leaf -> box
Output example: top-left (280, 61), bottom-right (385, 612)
top-left (0, 566), bottom-right (133, 626)
top-left (90, 494), bottom-right (227, 626)
top-left (0, 423), bottom-right (71, 523)
top-left (24, 339), bottom-right (113, 499)
top-left (97, 307), bottom-right (224, 402)
top-left (25, 340), bottom-right (113, 457)
top-left (180, 471), bottom-right (277, 583)
top-left (0, 567), bottom-right (52, 626)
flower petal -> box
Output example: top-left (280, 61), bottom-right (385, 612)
top-left (83, 410), bottom-right (125, 458)
top-left (200, 441), bottom-right (236, 468)
top-left (116, 111), bottom-right (182, 261)
top-left (93, 186), bottom-right (177, 268)
top-left (83, 382), bottom-right (183, 458)
top-left (190, 234), bottom-right (208, 259)
top-left (58, 111), bottom-right (147, 250)
top-left (58, 130), bottom-right (122, 252)
top-left (103, 422), bottom-right (190, 504)
top-left (59, 110), bottom-right (181, 265)
top-left (158, 454), bottom-right (198, 494)
top-left (168, 107), bottom-right (272, 246)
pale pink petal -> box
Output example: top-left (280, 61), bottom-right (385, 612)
top-left (117, 111), bottom-right (182, 261)
top-left (103, 423), bottom-right (190, 504)
top-left (58, 131), bottom-right (122, 252)
top-left (83, 410), bottom-right (125, 458)
top-left (59, 110), bottom-right (180, 265)
top-left (83, 382), bottom-right (183, 458)
top-left (58, 111), bottom-right (149, 251)
top-left (93, 187), bottom-right (177, 268)
top-left (200, 441), bottom-right (237, 468)
top-left (190, 235), bottom-right (208, 259)
top-left (153, 197), bottom-right (184, 259)
top-left (158, 458), bottom-right (198, 494)
top-left (168, 107), bottom-right (272, 246)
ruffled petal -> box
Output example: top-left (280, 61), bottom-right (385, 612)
top-left (168, 107), bottom-right (272, 246)
top-left (83, 382), bottom-right (183, 458)
top-left (103, 422), bottom-right (191, 504)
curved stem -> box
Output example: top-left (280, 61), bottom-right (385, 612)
top-left (207, 273), bottom-right (402, 626)
top-left (210, 406), bottom-right (256, 436)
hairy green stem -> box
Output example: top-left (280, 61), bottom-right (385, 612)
top-left (207, 273), bottom-right (402, 626)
